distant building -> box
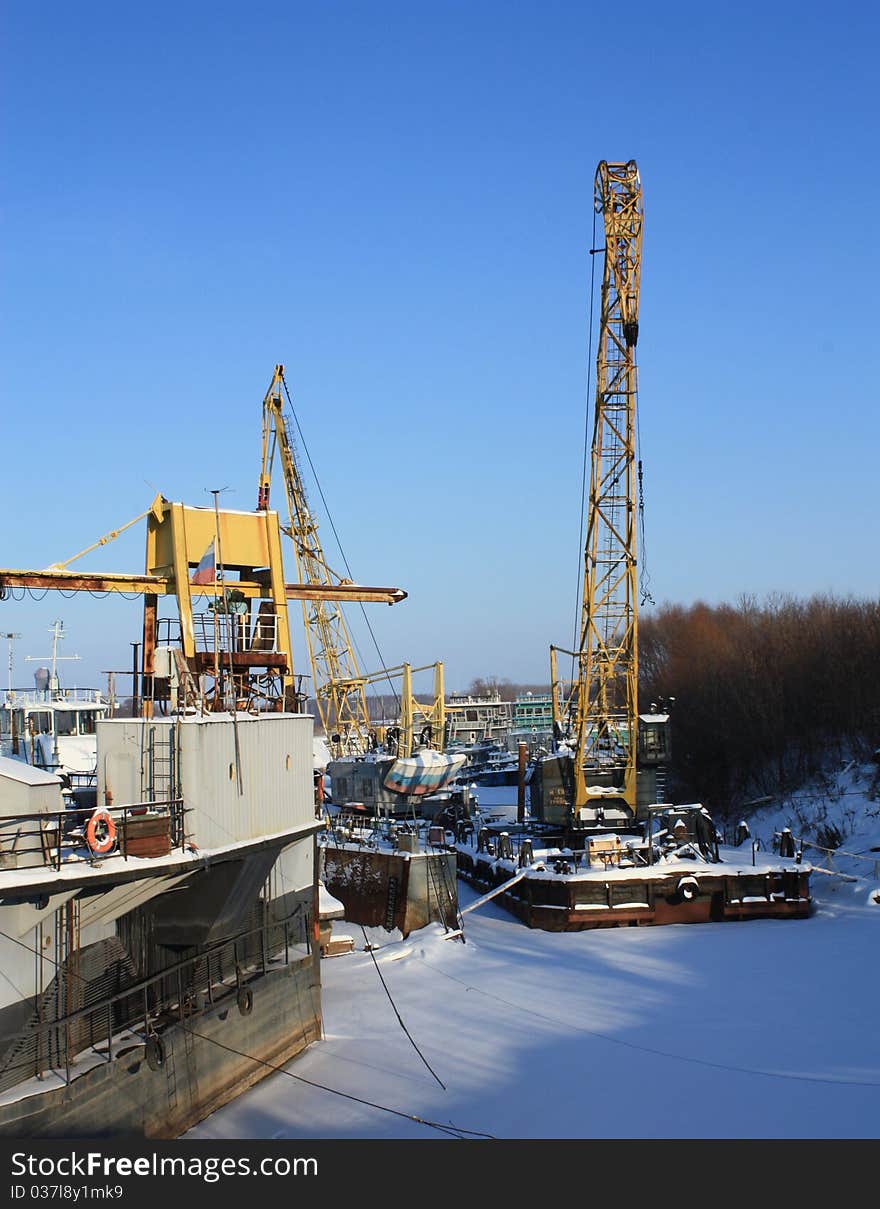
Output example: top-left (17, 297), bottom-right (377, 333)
top-left (445, 692), bottom-right (512, 746)
top-left (508, 691), bottom-right (555, 754)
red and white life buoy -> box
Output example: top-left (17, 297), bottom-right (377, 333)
top-left (86, 809), bottom-right (117, 854)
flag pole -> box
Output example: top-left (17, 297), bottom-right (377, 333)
top-left (211, 490), bottom-right (244, 794)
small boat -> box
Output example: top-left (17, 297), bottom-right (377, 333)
top-left (0, 622), bottom-right (108, 786)
top-left (326, 747), bottom-right (466, 817)
top-left (383, 748), bottom-right (467, 795)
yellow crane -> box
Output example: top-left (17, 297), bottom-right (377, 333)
top-left (258, 365), bottom-right (374, 754)
top-left (258, 365), bottom-right (445, 759)
top-left (548, 160), bottom-right (667, 825)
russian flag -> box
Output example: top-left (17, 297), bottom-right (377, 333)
top-left (192, 539), bottom-right (216, 585)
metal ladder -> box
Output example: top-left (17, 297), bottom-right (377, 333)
top-left (146, 726), bottom-right (176, 803)
top-left (426, 845), bottom-right (465, 941)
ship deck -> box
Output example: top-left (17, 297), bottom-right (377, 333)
top-left (454, 837), bottom-right (812, 930)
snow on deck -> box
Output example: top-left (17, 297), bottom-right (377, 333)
top-left (457, 842), bottom-right (811, 882)
top-left (0, 823), bottom-right (316, 894)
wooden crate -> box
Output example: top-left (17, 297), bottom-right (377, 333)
top-left (588, 834), bottom-right (624, 868)
top-left (120, 814), bottom-right (172, 858)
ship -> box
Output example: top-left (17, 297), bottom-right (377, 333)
top-left (0, 621), bottom-right (109, 788)
top-left (0, 489), bottom-right (406, 1136)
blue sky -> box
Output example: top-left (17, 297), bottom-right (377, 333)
top-left (1, 1), bottom-right (878, 694)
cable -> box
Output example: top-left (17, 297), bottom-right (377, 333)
top-left (421, 960), bottom-right (880, 1090)
top-left (359, 925), bottom-right (446, 1089)
top-left (571, 204), bottom-right (599, 687)
top-left (183, 1024), bottom-right (493, 1139)
top-left (634, 356), bottom-right (653, 607)
top-left (0, 927), bottom-right (490, 1137)
top-left (0, 928), bottom-right (90, 985)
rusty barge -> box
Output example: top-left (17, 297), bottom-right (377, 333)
top-left (452, 805), bottom-right (811, 931)
top-left (320, 812), bottom-right (461, 938)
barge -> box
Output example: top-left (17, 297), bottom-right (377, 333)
top-left (453, 804), bottom-right (811, 931)
top-left (321, 812), bottom-right (460, 937)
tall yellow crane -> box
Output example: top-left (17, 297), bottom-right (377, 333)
top-left (548, 160), bottom-right (658, 825)
top-left (258, 365), bottom-right (446, 762)
top-left (258, 365), bottom-right (373, 755)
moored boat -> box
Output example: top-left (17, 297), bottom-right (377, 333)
top-left (452, 804), bottom-right (812, 931)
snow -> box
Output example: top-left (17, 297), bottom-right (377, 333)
top-left (318, 881), bottom-right (345, 921)
top-left (190, 760), bottom-right (880, 1140)
top-left (0, 755), bottom-right (61, 786)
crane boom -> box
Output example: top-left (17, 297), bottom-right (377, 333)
top-left (554, 160), bottom-right (643, 819)
top-left (258, 365), bottom-right (373, 754)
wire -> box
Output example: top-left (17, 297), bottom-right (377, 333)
top-left (571, 204), bottom-right (599, 687)
top-left (359, 925), bottom-right (446, 1089)
top-left (634, 355), bottom-right (653, 607)
top-left (0, 927), bottom-right (490, 1137)
top-left (0, 928), bottom-right (90, 985)
top-left (183, 1024), bottom-right (493, 1139)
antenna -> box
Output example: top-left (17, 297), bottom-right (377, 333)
top-left (2, 632), bottom-right (21, 698)
top-left (25, 620), bottom-right (81, 695)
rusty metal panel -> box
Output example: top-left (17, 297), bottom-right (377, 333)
top-left (321, 847), bottom-right (458, 936)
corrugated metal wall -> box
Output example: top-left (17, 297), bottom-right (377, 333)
top-left (97, 713), bottom-right (313, 850)
top-left (179, 714), bottom-right (312, 849)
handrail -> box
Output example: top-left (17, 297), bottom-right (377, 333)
top-left (775, 830), bottom-right (879, 877)
top-left (0, 797), bottom-right (187, 871)
top-left (0, 907), bottom-right (312, 1094)
top-left (0, 797), bottom-right (183, 823)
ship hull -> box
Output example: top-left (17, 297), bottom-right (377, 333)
top-left (0, 935), bottom-right (320, 1138)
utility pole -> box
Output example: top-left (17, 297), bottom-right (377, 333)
top-left (131, 643), bottom-right (140, 718)
top-left (100, 670), bottom-right (132, 718)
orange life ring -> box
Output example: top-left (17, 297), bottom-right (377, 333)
top-left (86, 809), bottom-right (117, 854)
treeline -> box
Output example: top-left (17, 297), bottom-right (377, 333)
top-left (639, 594), bottom-right (880, 817)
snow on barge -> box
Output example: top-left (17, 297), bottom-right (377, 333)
top-left (452, 805), bottom-right (811, 931)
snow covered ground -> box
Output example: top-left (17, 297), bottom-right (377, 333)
top-left (190, 761), bottom-right (880, 1140)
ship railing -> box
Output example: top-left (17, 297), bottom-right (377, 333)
top-left (467, 824), bottom-right (653, 870)
top-left (192, 610), bottom-right (280, 655)
top-left (0, 908), bottom-right (314, 1097)
top-left (2, 687), bottom-right (106, 707)
top-left (0, 797), bottom-right (187, 873)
